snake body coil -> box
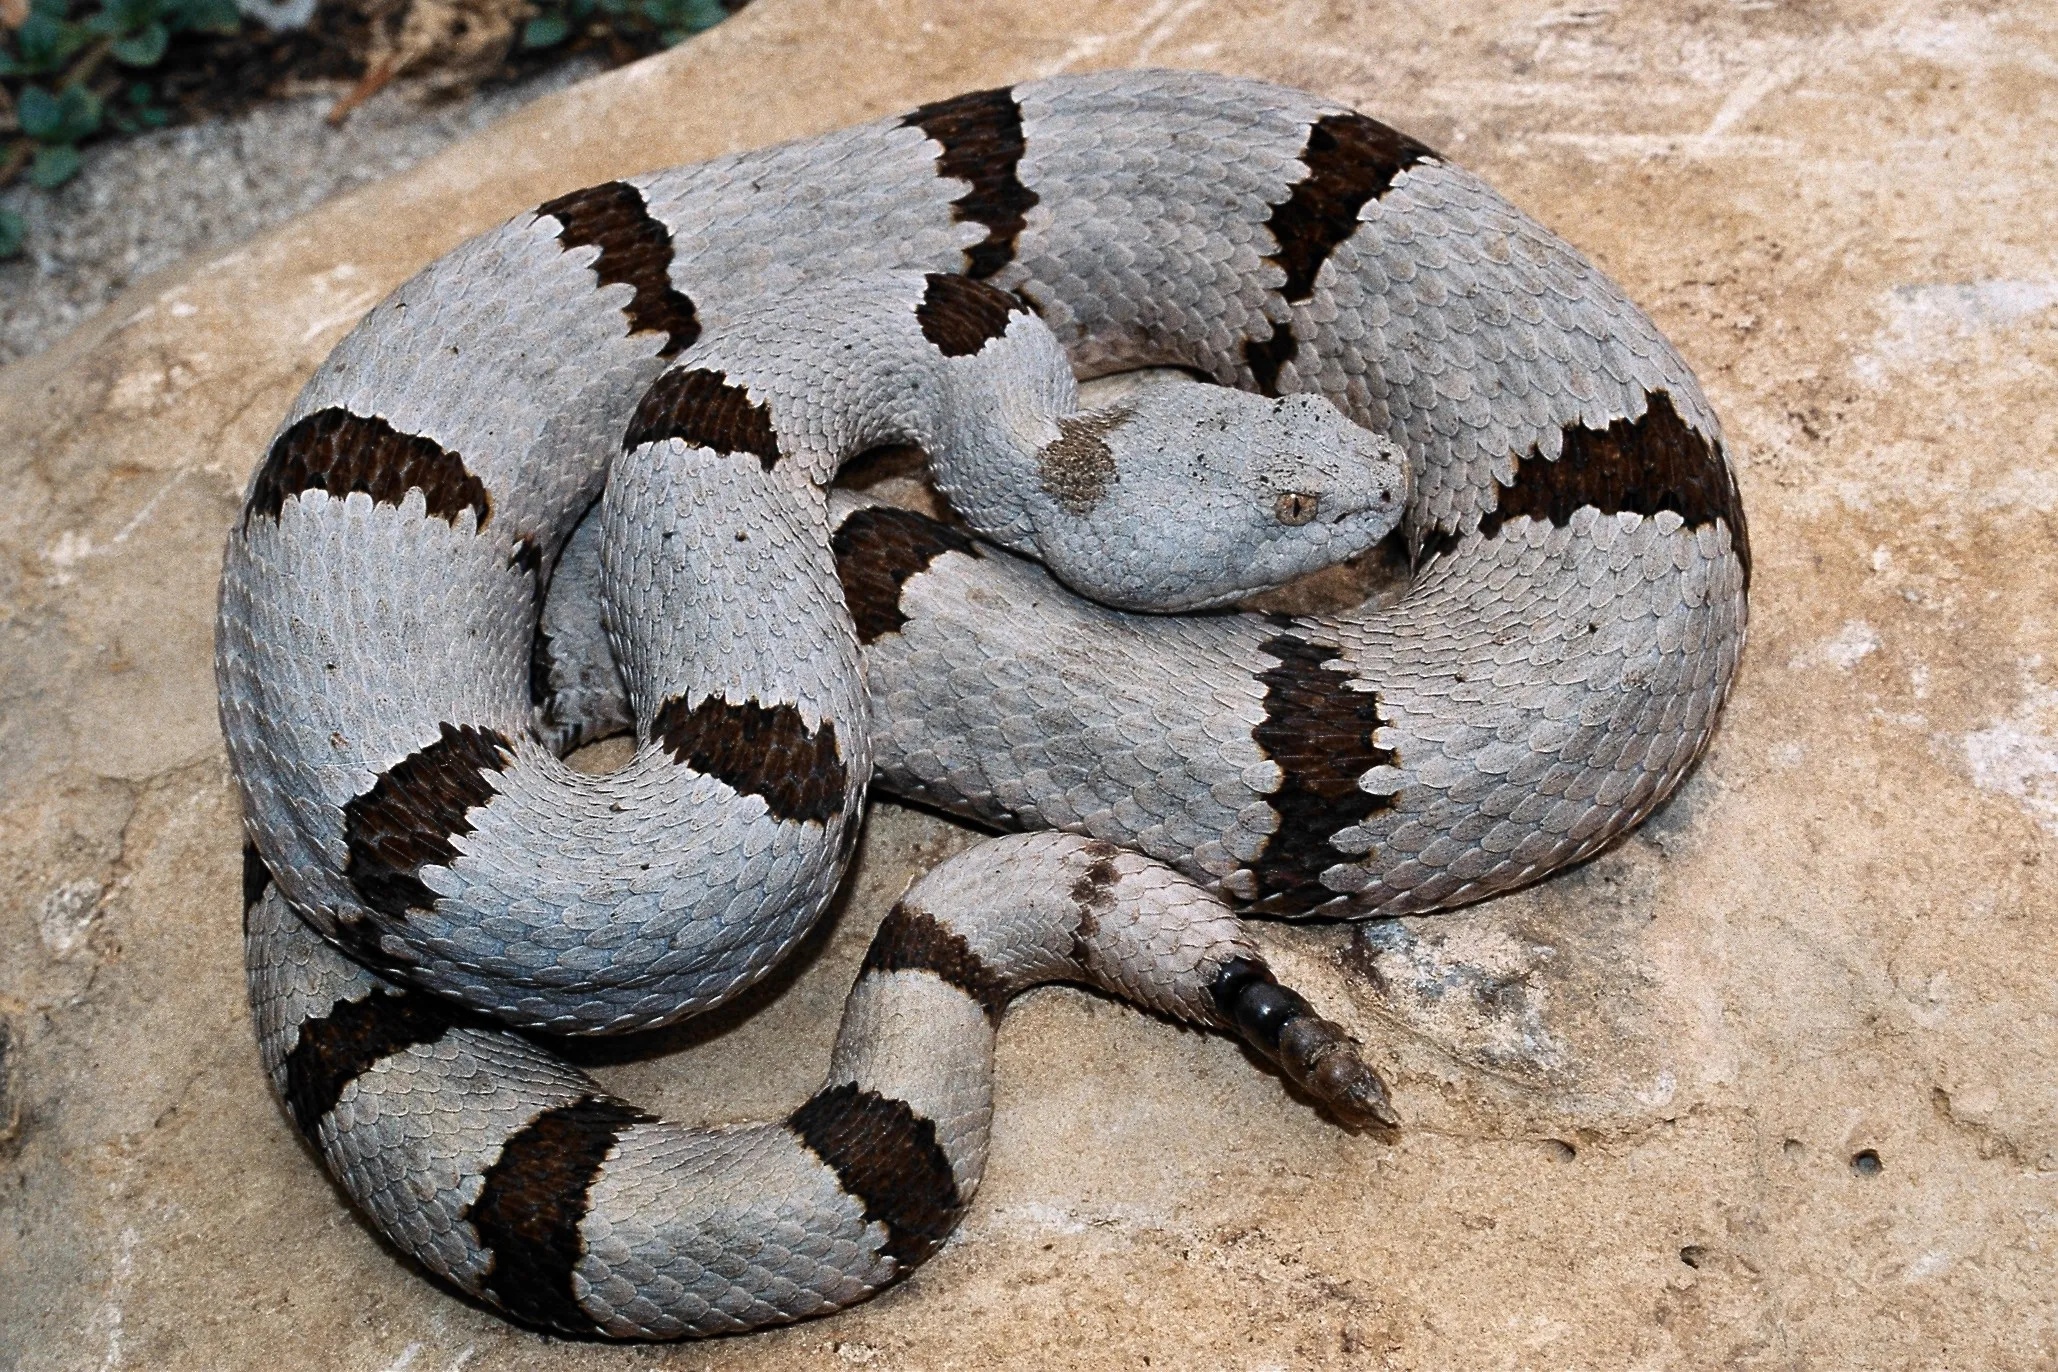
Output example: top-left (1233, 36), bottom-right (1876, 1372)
top-left (220, 70), bottom-right (1748, 1338)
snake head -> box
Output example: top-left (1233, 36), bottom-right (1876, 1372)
top-left (1028, 382), bottom-right (1409, 612)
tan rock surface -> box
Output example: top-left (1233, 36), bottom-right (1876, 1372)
top-left (4, 1), bottom-right (2056, 1366)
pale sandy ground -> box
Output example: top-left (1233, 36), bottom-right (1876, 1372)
top-left (3, 1), bottom-right (2056, 1367)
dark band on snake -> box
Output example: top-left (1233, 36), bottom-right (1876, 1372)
top-left (861, 901), bottom-right (1011, 1019)
top-left (465, 1094), bottom-right (658, 1334)
top-left (538, 180), bottom-right (702, 357)
top-left (652, 694), bottom-right (847, 824)
top-left (788, 1083), bottom-right (962, 1266)
top-left (916, 272), bottom-right (1027, 357)
top-left (342, 722), bottom-right (516, 917)
top-left (247, 408), bottom-right (491, 531)
top-left (1460, 388), bottom-right (1754, 585)
top-left (901, 87), bottom-right (1038, 281)
top-left (830, 505), bottom-right (984, 644)
top-left (1248, 631), bottom-right (1398, 915)
top-left (281, 989), bottom-right (457, 1137)
top-left (1245, 111), bottom-right (1438, 394)
top-left (624, 367), bottom-right (782, 468)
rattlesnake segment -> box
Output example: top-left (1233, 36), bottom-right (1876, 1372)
top-left (219, 69), bottom-right (1747, 1338)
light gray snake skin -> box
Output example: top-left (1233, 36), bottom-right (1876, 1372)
top-left (218, 69), bottom-right (1749, 1339)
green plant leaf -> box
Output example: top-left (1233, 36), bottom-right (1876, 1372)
top-left (86, 0), bottom-right (160, 37)
top-left (0, 210), bottom-right (24, 262)
top-left (111, 21), bottom-right (169, 64)
top-left (14, 12), bottom-right (92, 73)
top-left (679, 0), bottom-right (725, 31)
top-left (17, 84), bottom-right (62, 139)
top-left (52, 82), bottom-right (104, 140)
top-left (29, 142), bottom-right (82, 187)
top-left (174, 0), bottom-right (240, 33)
top-left (520, 10), bottom-right (569, 47)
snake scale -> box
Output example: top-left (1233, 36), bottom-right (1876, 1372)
top-left (218, 69), bottom-right (1749, 1339)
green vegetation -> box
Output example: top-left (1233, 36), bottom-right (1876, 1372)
top-left (2, 0), bottom-right (239, 182)
top-left (0, 0), bottom-right (738, 261)
top-left (518, 0), bottom-right (728, 54)
top-left (2, 0), bottom-right (240, 257)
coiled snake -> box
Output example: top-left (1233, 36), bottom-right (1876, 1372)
top-left (218, 69), bottom-right (1748, 1338)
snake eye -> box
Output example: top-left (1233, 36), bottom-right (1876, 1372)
top-left (1274, 491), bottom-right (1320, 526)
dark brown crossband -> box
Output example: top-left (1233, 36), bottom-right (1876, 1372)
top-left (538, 180), bottom-right (701, 357)
top-left (1455, 389), bottom-right (1752, 586)
top-left (342, 723), bottom-right (515, 918)
top-left (789, 1082), bottom-right (961, 1267)
top-left (916, 272), bottom-right (1028, 357)
top-left (652, 694), bottom-right (846, 824)
top-left (861, 901), bottom-right (1010, 1019)
top-left (246, 408), bottom-right (490, 531)
top-left (902, 87), bottom-right (1039, 280)
top-left (830, 505), bottom-right (983, 644)
top-left (623, 367), bottom-right (781, 469)
top-left (465, 1093), bottom-right (656, 1336)
top-left (281, 988), bottom-right (457, 1139)
top-left (1267, 112), bottom-right (1434, 302)
top-left (1248, 629), bottom-right (1397, 915)
top-left (1245, 111), bottom-right (1437, 395)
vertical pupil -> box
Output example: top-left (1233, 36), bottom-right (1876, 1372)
top-left (1276, 492), bottom-right (1318, 525)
